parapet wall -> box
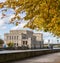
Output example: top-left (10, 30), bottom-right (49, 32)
top-left (0, 49), bottom-right (60, 62)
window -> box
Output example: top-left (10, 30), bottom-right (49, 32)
top-left (7, 36), bottom-right (8, 39)
top-left (12, 36), bottom-right (13, 40)
top-left (17, 43), bottom-right (18, 46)
top-left (26, 41), bottom-right (27, 45)
top-left (10, 36), bottom-right (11, 40)
top-left (17, 36), bottom-right (18, 40)
top-left (22, 34), bottom-right (27, 39)
top-left (23, 41), bottom-right (25, 45)
top-left (14, 43), bottom-right (16, 46)
top-left (23, 41), bottom-right (27, 45)
top-left (14, 36), bottom-right (16, 39)
top-left (14, 36), bottom-right (18, 40)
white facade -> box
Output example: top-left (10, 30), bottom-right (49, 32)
top-left (4, 30), bottom-right (44, 48)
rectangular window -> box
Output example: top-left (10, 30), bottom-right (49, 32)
top-left (17, 43), bottom-right (18, 46)
top-left (14, 43), bottom-right (16, 46)
top-left (14, 36), bottom-right (16, 40)
top-left (22, 34), bottom-right (27, 39)
top-left (17, 36), bottom-right (18, 40)
top-left (23, 41), bottom-right (25, 45)
top-left (10, 36), bottom-right (11, 40)
top-left (26, 41), bottom-right (27, 45)
top-left (7, 36), bottom-right (8, 39)
top-left (12, 36), bottom-right (13, 40)
top-left (23, 41), bottom-right (27, 45)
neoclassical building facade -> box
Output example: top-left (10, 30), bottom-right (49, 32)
top-left (4, 30), bottom-right (44, 48)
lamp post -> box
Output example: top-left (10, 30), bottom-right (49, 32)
top-left (57, 39), bottom-right (59, 44)
top-left (48, 39), bottom-right (50, 48)
top-left (57, 39), bottom-right (59, 48)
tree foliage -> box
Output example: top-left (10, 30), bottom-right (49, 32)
top-left (7, 42), bottom-right (14, 47)
top-left (0, 0), bottom-right (60, 37)
top-left (0, 39), bottom-right (4, 44)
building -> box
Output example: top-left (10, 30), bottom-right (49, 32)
top-left (4, 30), bottom-right (44, 49)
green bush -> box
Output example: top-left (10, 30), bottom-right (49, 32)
top-left (7, 42), bottom-right (14, 47)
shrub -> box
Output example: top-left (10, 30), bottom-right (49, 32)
top-left (0, 39), bottom-right (4, 44)
top-left (7, 42), bottom-right (14, 47)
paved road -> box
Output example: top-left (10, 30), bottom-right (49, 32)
top-left (8, 52), bottom-right (60, 63)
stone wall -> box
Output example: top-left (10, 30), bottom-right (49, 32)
top-left (0, 49), bottom-right (60, 62)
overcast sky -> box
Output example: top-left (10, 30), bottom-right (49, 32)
top-left (0, 0), bottom-right (60, 44)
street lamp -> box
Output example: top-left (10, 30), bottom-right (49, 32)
top-left (57, 39), bottom-right (59, 44)
top-left (48, 39), bottom-right (50, 48)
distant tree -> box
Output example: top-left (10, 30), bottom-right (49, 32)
top-left (0, 39), bottom-right (4, 44)
top-left (7, 42), bottom-right (14, 47)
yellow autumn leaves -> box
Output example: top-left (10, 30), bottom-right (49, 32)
top-left (0, 0), bottom-right (60, 37)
